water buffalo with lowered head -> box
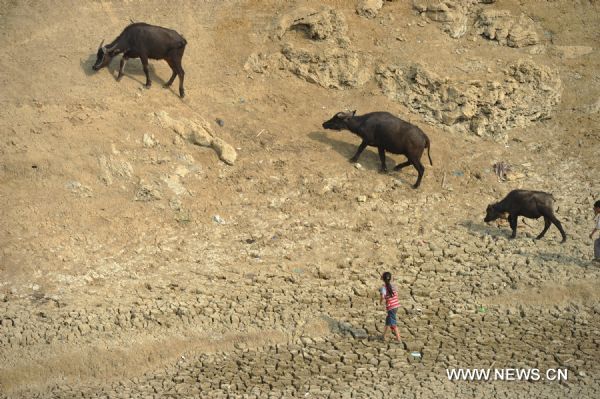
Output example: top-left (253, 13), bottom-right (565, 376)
top-left (322, 111), bottom-right (432, 188)
top-left (484, 189), bottom-right (567, 243)
top-left (92, 23), bottom-right (187, 97)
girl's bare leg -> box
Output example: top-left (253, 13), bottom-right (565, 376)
top-left (392, 327), bottom-right (401, 341)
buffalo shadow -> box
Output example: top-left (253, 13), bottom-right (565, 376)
top-left (460, 220), bottom-right (590, 268)
top-left (460, 219), bottom-right (512, 239)
top-left (308, 130), bottom-right (417, 178)
top-left (460, 218), bottom-right (567, 241)
top-left (523, 250), bottom-right (592, 268)
top-left (80, 52), bottom-right (166, 86)
top-left (80, 54), bottom-right (98, 77)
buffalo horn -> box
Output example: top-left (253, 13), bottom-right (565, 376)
top-left (105, 43), bottom-right (119, 53)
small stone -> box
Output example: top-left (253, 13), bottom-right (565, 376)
top-left (357, 195), bottom-right (367, 203)
top-left (143, 133), bottom-right (157, 148)
top-left (356, 0), bottom-right (384, 19)
top-left (136, 185), bottom-right (161, 201)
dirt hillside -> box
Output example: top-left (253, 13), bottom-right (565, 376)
top-left (0, 0), bottom-right (599, 397)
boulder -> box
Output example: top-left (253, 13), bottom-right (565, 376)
top-left (356, 0), bottom-right (384, 19)
top-left (154, 111), bottom-right (237, 165)
top-left (376, 59), bottom-right (561, 139)
top-left (475, 9), bottom-right (539, 47)
top-left (274, 6), bottom-right (350, 46)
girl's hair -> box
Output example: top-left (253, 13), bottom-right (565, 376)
top-left (382, 271), bottom-right (394, 298)
top-left (595, 200), bottom-right (600, 208)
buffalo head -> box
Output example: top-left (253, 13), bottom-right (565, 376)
top-left (484, 203), bottom-right (505, 223)
top-left (92, 40), bottom-right (119, 71)
top-left (322, 110), bottom-right (356, 130)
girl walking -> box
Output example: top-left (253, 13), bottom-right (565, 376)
top-left (379, 272), bottom-right (401, 342)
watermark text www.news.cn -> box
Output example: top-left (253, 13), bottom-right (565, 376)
top-left (446, 368), bottom-right (568, 382)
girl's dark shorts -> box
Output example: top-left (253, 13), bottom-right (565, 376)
top-left (385, 308), bottom-right (398, 327)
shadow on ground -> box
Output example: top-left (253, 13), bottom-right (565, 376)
top-left (80, 53), bottom-right (165, 86)
top-left (308, 131), bottom-right (416, 177)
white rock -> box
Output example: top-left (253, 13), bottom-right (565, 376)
top-left (356, 0), bottom-right (383, 19)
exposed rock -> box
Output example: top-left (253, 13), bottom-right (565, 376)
top-left (134, 183), bottom-right (162, 201)
top-left (143, 133), bottom-right (158, 148)
top-left (162, 174), bottom-right (188, 196)
top-left (274, 6), bottom-right (350, 47)
top-left (413, 0), bottom-right (479, 39)
top-left (412, 0), bottom-right (501, 39)
top-left (169, 198), bottom-right (182, 211)
top-left (154, 111), bottom-right (237, 165)
top-left (580, 98), bottom-right (600, 114)
top-left (247, 44), bottom-right (371, 90)
top-left (98, 154), bottom-right (133, 185)
top-left (65, 180), bottom-right (93, 197)
top-left (282, 44), bottom-right (371, 89)
top-left (245, 6), bottom-right (370, 89)
top-left (376, 59), bottom-right (561, 139)
top-left (444, 13), bottom-right (469, 39)
top-left (210, 137), bottom-right (238, 166)
top-left (356, 0), bottom-right (384, 19)
top-left (475, 9), bottom-right (539, 47)
top-left (551, 45), bottom-right (594, 59)
top-left (413, 0), bottom-right (472, 23)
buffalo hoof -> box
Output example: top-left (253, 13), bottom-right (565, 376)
top-left (349, 157), bottom-right (359, 163)
top-left (163, 83), bottom-right (171, 88)
top-left (412, 184), bottom-right (420, 189)
top-left (560, 238), bottom-right (567, 244)
top-left (116, 75), bottom-right (123, 82)
top-left (144, 82), bottom-right (152, 89)
top-left (179, 90), bottom-right (185, 98)
top-left (379, 168), bottom-right (388, 174)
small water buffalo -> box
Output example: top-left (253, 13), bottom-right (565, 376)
top-left (322, 111), bottom-right (432, 188)
top-left (92, 23), bottom-right (187, 97)
top-left (484, 190), bottom-right (567, 243)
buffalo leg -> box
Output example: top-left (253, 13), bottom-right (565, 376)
top-left (164, 58), bottom-right (177, 87)
top-left (350, 141), bottom-right (368, 163)
top-left (140, 55), bottom-right (151, 88)
top-left (536, 217), bottom-right (551, 240)
top-left (172, 48), bottom-right (185, 98)
top-left (117, 56), bottom-right (128, 81)
top-left (176, 63), bottom-right (185, 98)
top-left (508, 214), bottom-right (518, 239)
top-left (393, 160), bottom-right (411, 171)
top-left (548, 213), bottom-right (567, 243)
top-left (378, 147), bottom-right (388, 173)
top-left (410, 157), bottom-right (425, 189)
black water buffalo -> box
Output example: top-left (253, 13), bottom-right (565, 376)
top-left (92, 23), bottom-right (187, 97)
top-left (322, 111), bottom-right (432, 188)
top-left (484, 190), bottom-right (567, 243)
